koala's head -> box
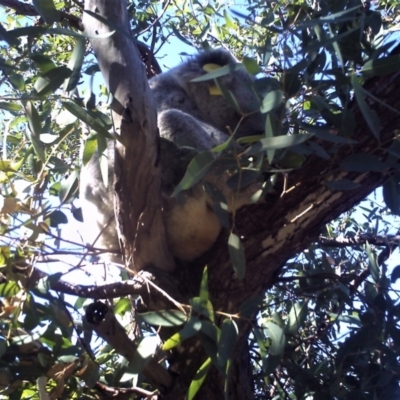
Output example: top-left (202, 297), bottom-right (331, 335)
top-left (177, 49), bottom-right (265, 138)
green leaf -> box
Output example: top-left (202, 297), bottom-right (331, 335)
top-left (62, 101), bottom-right (111, 138)
top-left (35, 66), bottom-right (72, 96)
top-left (32, 0), bottom-right (60, 24)
top-left (29, 54), bottom-right (56, 73)
top-left (260, 90), bottom-right (283, 113)
top-left (246, 134), bottom-right (313, 156)
top-left (11, 26), bottom-right (87, 39)
top-left (282, 71), bottom-right (301, 98)
top-left (351, 75), bottom-right (380, 139)
top-left (187, 357), bottom-right (212, 400)
top-left (130, 336), bottom-right (158, 373)
top-left (59, 170), bottom-right (79, 204)
top-left (242, 57), bottom-right (261, 75)
top-left (8, 72), bottom-right (25, 91)
top-left (82, 135), bottom-right (98, 165)
top-left (0, 282), bottom-right (20, 297)
top-left (228, 232), bottom-right (246, 279)
top-left (65, 37), bottom-right (85, 92)
top-left (339, 153), bottom-right (387, 172)
top-left (217, 319), bottom-right (238, 368)
top-left (265, 113), bottom-right (276, 162)
top-left (365, 242), bottom-right (380, 283)
top-left (137, 310), bottom-right (188, 327)
top-left (162, 317), bottom-right (202, 351)
top-left (200, 320), bottom-right (220, 343)
top-left (383, 175), bottom-right (400, 216)
top-left (36, 272), bottom-right (63, 294)
top-left (262, 321), bottom-right (285, 373)
top-left (0, 102), bottom-right (22, 114)
top-left (191, 297), bottom-right (214, 322)
top-left (48, 210), bottom-right (68, 227)
top-left (223, 10), bottom-right (236, 29)
top-left (286, 301), bottom-right (308, 335)
top-left (191, 63), bottom-right (244, 82)
top-left (0, 23), bottom-right (20, 47)
top-left (362, 55), bottom-right (400, 77)
top-left (253, 328), bottom-right (269, 377)
top-left (113, 298), bottom-right (131, 315)
top-left (25, 101), bottom-right (45, 162)
top-left (172, 151), bottom-right (215, 196)
top-left (199, 267), bottom-right (209, 306)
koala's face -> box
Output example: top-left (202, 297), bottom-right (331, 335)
top-left (186, 62), bottom-right (265, 139)
top-left (207, 69), bottom-right (265, 138)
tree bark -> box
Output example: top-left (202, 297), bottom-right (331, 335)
top-left (83, 0), bottom-right (175, 273)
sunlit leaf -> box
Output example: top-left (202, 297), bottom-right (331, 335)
top-left (260, 90), bottom-right (283, 113)
top-left (162, 317), bottom-right (202, 351)
top-left (65, 37), bottom-right (85, 92)
top-left (32, 0), bottom-right (60, 24)
top-left (286, 301), bottom-right (308, 335)
top-left (228, 232), bottom-right (246, 279)
top-left (187, 357), bottom-right (212, 400)
top-left (137, 310), bottom-right (188, 327)
top-left (34, 66), bottom-right (72, 96)
top-left (59, 170), bottom-right (79, 204)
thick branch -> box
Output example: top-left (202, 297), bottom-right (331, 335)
top-left (85, 303), bottom-right (172, 389)
top-left (28, 268), bottom-right (154, 299)
top-left (82, 0), bottom-right (175, 272)
top-left (319, 233), bottom-right (400, 248)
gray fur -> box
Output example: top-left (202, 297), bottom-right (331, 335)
top-left (80, 49), bottom-right (264, 265)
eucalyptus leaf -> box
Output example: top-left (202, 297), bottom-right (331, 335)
top-left (228, 232), bottom-right (246, 279)
top-left (187, 357), bottom-right (212, 400)
top-left (246, 133), bottom-right (313, 156)
top-left (172, 151), bottom-right (215, 196)
top-left (362, 55), bottom-right (400, 77)
top-left (137, 310), bottom-right (188, 327)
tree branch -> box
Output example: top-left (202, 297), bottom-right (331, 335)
top-left (28, 267), bottom-right (154, 299)
top-left (85, 302), bottom-right (172, 389)
top-left (319, 233), bottom-right (400, 247)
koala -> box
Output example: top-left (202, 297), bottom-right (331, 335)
top-left (80, 49), bottom-right (265, 266)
